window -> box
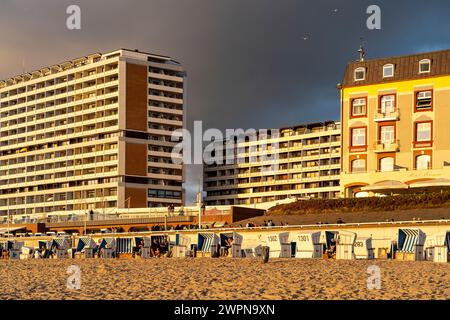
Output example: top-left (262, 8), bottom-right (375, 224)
top-left (351, 159), bottom-right (366, 173)
top-left (383, 64), bottom-right (394, 78)
top-left (380, 95), bottom-right (396, 115)
top-left (419, 59), bottom-right (431, 73)
top-left (415, 90), bottom-right (433, 111)
top-left (351, 127), bottom-right (366, 146)
top-left (354, 67), bottom-right (366, 81)
top-left (415, 122), bottom-right (432, 142)
top-left (379, 125), bottom-right (395, 144)
top-left (416, 155), bottom-right (431, 170)
top-left (379, 157), bottom-right (394, 172)
top-left (351, 98), bottom-right (367, 117)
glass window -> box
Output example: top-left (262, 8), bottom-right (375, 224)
top-left (416, 155), bottom-right (431, 170)
top-left (416, 91), bottom-right (432, 110)
top-left (383, 64), bottom-right (394, 78)
top-left (416, 122), bottom-right (432, 142)
top-left (351, 159), bottom-right (366, 172)
top-left (419, 59), bottom-right (431, 73)
top-left (354, 67), bottom-right (366, 81)
top-left (352, 127), bottom-right (366, 146)
top-left (380, 125), bottom-right (395, 143)
top-left (380, 95), bottom-right (395, 114)
top-left (352, 98), bottom-right (366, 116)
top-left (379, 157), bottom-right (394, 172)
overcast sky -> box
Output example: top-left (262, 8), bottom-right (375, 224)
top-left (1, 0), bottom-right (450, 204)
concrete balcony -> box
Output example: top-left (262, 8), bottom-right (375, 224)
top-left (374, 140), bottom-right (399, 153)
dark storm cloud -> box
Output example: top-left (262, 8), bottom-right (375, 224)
top-left (1, 0), bottom-right (450, 203)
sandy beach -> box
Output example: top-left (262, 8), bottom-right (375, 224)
top-left (0, 258), bottom-right (448, 300)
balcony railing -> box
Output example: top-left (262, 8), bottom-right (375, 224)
top-left (374, 140), bottom-right (399, 152)
top-left (374, 109), bottom-right (400, 121)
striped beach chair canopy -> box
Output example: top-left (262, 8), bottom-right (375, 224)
top-left (99, 238), bottom-right (116, 250)
top-left (76, 237), bottom-right (97, 251)
top-left (116, 237), bottom-right (133, 253)
top-left (398, 229), bottom-right (423, 252)
top-left (198, 233), bottom-right (218, 252)
top-left (51, 237), bottom-right (70, 250)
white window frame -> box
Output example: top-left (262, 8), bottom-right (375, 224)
top-left (352, 98), bottom-right (366, 116)
top-left (383, 64), bottom-right (394, 78)
top-left (379, 157), bottom-right (395, 172)
top-left (416, 154), bottom-right (431, 170)
top-left (416, 90), bottom-right (432, 110)
top-left (354, 67), bottom-right (366, 81)
top-left (351, 159), bottom-right (366, 173)
top-left (380, 95), bottom-right (395, 115)
top-left (380, 125), bottom-right (395, 144)
top-left (416, 122), bottom-right (432, 142)
top-left (419, 59), bottom-right (431, 74)
top-left (352, 127), bottom-right (366, 147)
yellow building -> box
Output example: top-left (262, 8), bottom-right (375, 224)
top-left (338, 49), bottom-right (450, 198)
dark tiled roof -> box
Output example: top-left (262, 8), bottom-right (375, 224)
top-left (341, 49), bottom-right (450, 88)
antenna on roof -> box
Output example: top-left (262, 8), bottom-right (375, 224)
top-left (357, 38), bottom-right (366, 62)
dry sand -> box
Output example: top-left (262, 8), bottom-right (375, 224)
top-left (0, 258), bottom-right (448, 300)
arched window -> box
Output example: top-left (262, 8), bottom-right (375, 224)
top-left (419, 59), bottom-right (431, 73)
top-left (379, 157), bottom-right (394, 172)
top-left (354, 67), bottom-right (366, 81)
top-left (416, 154), bottom-right (431, 170)
top-left (383, 64), bottom-right (394, 78)
top-left (351, 159), bottom-right (366, 173)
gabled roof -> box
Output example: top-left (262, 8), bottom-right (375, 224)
top-left (341, 49), bottom-right (450, 88)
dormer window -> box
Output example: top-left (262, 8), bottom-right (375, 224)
top-left (419, 59), bottom-right (431, 73)
top-left (383, 64), bottom-right (394, 78)
top-left (354, 67), bottom-right (366, 81)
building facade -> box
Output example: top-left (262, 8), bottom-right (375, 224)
top-left (0, 49), bottom-right (185, 219)
top-left (339, 49), bottom-right (450, 198)
top-left (204, 121), bottom-right (341, 205)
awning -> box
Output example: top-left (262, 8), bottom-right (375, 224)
top-left (361, 180), bottom-right (408, 192)
top-left (398, 229), bottom-right (419, 252)
top-left (213, 221), bottom-right (227, 228)
top-left (0, 226), bottom-right (26, 234)
top-left (409, 178), bottom-right (450, 189)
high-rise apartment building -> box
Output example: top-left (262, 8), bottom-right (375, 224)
top-left (339, 49), bottom-right (450, 198)
top-left (204, 121), bottom-right (341, 205)
top-left (0, 48), bottom-right (185, 219)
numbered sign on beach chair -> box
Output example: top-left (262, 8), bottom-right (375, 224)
top-left (198, 232), bottom-right (219, 256)
top-left (266, 232), bottom-right (291, 258)
top-left (354, 237), bottom-right (374, 259)
top-left (396, 229), bottom-right (426, 261)
top-left (291, 232), bottom-right (322, 259)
